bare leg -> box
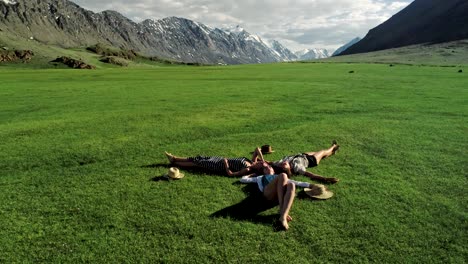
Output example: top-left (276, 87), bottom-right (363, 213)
top-left (263, 176), bottom-right (280, 202)
top-left (276, 174), bottom-right (286, 213)
top-left (280, 183), bottom-right (295, 230)
top-left (277, 173), bottom-right (295, 230)
top-left (263, 175), bottom-right (294, 229)
top-left (303, 141), bottom-right (340, 165)
top-left (164, 152), bottom-right (193, 163)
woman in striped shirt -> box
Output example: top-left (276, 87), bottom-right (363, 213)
top-left (164, 147), bottom-right (268, 176)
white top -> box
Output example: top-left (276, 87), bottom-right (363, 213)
top-left (240, 175), bottom-right (310, 192)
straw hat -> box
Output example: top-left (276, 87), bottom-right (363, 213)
top-left (304, 184), bottom-right (333, 199)
top-left (165, 167), bottom-right (184, 179)
top-left (261, 145), bottom-right (275, 154)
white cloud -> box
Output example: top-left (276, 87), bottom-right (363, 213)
top-left (72, 0), bottom-right (413, 51)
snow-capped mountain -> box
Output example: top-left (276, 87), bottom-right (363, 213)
top-left (270, 40), bottom-right (298, 61)
top-left (295, 48), bottom-right (332, 60)
top-left (221, 25), bottom-right (284, 63)
top-left (0, 0), bottom-right (297, 64)
top-left (2, 0), bottom-right (336, 64)
top-left (332, 37), bottom-right (361, 56)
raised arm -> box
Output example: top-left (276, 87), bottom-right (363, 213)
top-left (251, 147), bottom-right (265, 163)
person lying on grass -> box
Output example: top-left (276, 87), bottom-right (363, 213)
top-left (274, 140), bottom-right (340, 183)
top-left (226, 141), bottom-right (340, 184)
top-left (226, 159), bottom-right (328, 230)
top-left (164, 147), bottom-right (274, 176)
top-left (165, 142), bottom-right (339, 183)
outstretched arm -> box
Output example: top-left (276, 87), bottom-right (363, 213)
top-left (303, 171), bottom-right (339, 184)
top-left (287, 179), bottom-right (314, 188)
top-left (239, 174), bottom-right (259, 183)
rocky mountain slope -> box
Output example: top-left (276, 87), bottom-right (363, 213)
top-left (270, 40), bottom-right (298, 61)
top-left (341, 0), bottom-right (468, 55)
top-left (332, 37), bottom-right (361, 56)
top-left (0, 0), bottom-right (297, 64)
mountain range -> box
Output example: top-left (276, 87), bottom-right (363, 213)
top-left (0, 0), bottom-right (331, 64)
top-left (295, 48), bottom-right (331, 60)
top-left (341, 0), bottom-right (468, 55)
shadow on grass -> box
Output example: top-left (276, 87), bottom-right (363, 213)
top-left (210, 184), bottom-right (288, 230)
top-left (142, 163), bottom-right (171, 181)
top-left (142, 163), bottom-right (236, 178)
top-left (144, 163), bottom-right (243, 184)
top-left (141, 163), bottom-right (170, 169)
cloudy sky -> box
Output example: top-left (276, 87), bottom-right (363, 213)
top-left (72, 0), bottom-right (413, 52)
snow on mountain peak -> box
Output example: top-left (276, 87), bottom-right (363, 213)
top-left (1, 0), bottom-right (17, 5)
top-left (245, 34), bottom-right (264, 44)
top-left (223, 25), bottom-right (245, 35)
top-left (295, 48), bottom-right (331, 60)
top-left (193, 21), bottom-right (213, 35)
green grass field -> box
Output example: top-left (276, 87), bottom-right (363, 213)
top-left (0, 63), bottom-right (467, 263)
top-left (326, 40), bottom-right (468, 66)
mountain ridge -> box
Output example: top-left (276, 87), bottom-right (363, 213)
top-left (341, 0), bottom-right (468, 55)
top-left (1, 0), bottom-right (321, 64)
top-left (332, 37), bottom-right (361, 56)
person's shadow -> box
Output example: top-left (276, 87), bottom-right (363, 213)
top-left (210, 183), bottom-right (286, 230)
top-left (145, 163), bottom-right (292, 230)
top-left (142, 163), bottom-right (241, 180)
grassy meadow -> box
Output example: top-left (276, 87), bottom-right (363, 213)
top-left (326, 40), bottom-right (468, 66)
top-left (0, 62), bottom-right (467, 263)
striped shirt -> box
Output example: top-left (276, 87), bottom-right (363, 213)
top-left (188, 156), bottom-right (251, 174)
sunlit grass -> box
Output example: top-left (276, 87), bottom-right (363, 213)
top-left (0, 63), bottom-right (466, 262)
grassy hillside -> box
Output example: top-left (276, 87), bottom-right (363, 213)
top-left (2, 30), bottom-right (468, 68)
top-left (0, 63), bottom-right (467, 262)
top-left (0, 31), bottom-right (188, 69)
top-left (326, 40), bottom-right (468, 66)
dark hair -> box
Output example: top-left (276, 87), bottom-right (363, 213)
top-left (272, 163), bottom-right (292, 177)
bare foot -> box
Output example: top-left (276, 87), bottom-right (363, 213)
top-left (279, 216), bottom-right (289, 230)
top-left (164, 151), bottom-right (174, 163)
top-left (326, 177), bottom-right (339, 184)
top-left (332, 140), bottom-right (340, 154)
